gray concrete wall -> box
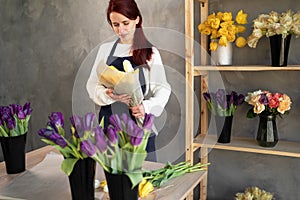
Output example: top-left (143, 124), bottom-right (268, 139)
top-left (0, 0), bottom-right (300, 199)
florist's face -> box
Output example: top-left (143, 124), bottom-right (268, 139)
top-left (109, 12), bottom-right (139, 44)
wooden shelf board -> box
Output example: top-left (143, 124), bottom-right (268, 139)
top-left (193, 134), bottom-right (300, 158)
top-left (194, 65), bottom-right (300, 75)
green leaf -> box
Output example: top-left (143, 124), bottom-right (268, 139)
top-left (0, 126), bottom-right (8, 137)
top-left (246, 109), bottom-right (256, 118)
top-left (126, 171), bottom-right (143, 188)
top-left (61, 158), bottom-right (79, 176)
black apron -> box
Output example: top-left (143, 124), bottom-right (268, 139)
top-left (99, 39), bottom-right (156, 161)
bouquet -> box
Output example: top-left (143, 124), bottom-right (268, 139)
top-left (0, 102), bottom-right (32, 137)
top-left (245, 90), bottom-right (292, 118)
top-left (38, 112), bottom-right (94, 175)
top-left (198, 10), bottom-right (248, 51)
top-left (247, 9), bottom-right (300, 48)
top-left (97, 60), bottom-right (144, 125)
top-left (235, 186), bottom-right (273, 200)
top-left (203, 89), bottom-right (245, 116)
top-left (80, 112), bottom-right (155, 188)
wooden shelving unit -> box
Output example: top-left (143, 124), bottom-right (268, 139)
top-left (185, 0), bottom-right (300, 199)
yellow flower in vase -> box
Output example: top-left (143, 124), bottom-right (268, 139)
top-left (198, 9), bottom-right (248, 51)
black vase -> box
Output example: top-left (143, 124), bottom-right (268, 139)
top-left (68, 158), bottom-right (96, 200)
top-left (104, 171), bottom-right (139, 200)
top-left (256, 115), bottom-right (278, 147)
top-left (0, 133), bottom-right (27, 174)
top-left (215, 115), bottom-right (233, 143)
top-left (269, 34), bottom-right (291, 66)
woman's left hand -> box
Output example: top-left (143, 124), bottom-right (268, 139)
top-left (130, 104), bottom-right (145, 118)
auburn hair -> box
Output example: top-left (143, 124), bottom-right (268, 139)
top-left (107, 0), bottom-right (153, 69)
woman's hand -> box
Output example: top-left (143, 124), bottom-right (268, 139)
top-left (106, 89), bottom-right (131, 105)
top-left (130, 104), bottom-right (145, 119)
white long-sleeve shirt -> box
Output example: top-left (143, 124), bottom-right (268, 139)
top-left (86, 40), bottom-right (171, 117)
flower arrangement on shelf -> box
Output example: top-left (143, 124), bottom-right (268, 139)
top-left (38, 112), bottom-right (93, 175)
top-left (235, 186), bottom-right (273, 200)
top-left (247, 9), bottom-right (300, 48)
top-left (198, 10), bottom-right (248, 51)
top-left (245, 90), bottom-right (292, 118)
top-left (0, 102), bottom-right (32, 137)
top-left (203, 89), bottom-right (245, 116)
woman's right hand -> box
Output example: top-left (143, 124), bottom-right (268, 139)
top-left (106, 89), bottom-right (131, 106)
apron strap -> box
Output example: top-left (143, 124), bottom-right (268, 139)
top-left (106, 38), bottom-right (120, 65)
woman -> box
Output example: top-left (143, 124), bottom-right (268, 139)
top-left (86, 0), bottom-right (171, 161)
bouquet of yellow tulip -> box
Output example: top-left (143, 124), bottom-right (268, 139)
top-left (97, 60), bottom-right (144, 125)
top-left (198, 10), bottom-right (248, 51)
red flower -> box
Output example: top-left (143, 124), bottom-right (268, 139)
top-left (268, 93), bottom-right (282, 108)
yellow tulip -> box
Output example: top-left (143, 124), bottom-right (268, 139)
top-left (236, 25), bottom-right (246, 33)
top-left (210, 41), bottom-right (218, 51)
top-left (216, 12), bottom-right (223, 20)
top-left (219, 36), bottom-right (228, 46)
top-left (201, 27), bottom-right (212, 35)
top-left (227, 33), bottom-right (236, 43)
top-left (222, 12), bottom-right (232, 21)
top-left (139, 180), bottom-right (154, 198)
top-left (209, 18), bottom-right (220, 29)
top-left (211, 29), bottom-right (218, 39)
top-left (235, 36), bottom-right (247, 48)
top-left (198, 23), bottom-right (206, 32)
top-left (236, 10), bottom-right (248, 24)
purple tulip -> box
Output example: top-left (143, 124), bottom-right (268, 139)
top-left (203, 93), bottom-right (211, 101)
top-left (1, 106), bottom-right (11, 121)
top-left (0, 119), bottom-right (2, 126)
top-left (126, 119), bottom-right (136, 137)
top-left (109, 114), bottom-right (122, 131)
top-left (6, 117), bottom-right (16, 130)
top-left (259, 93), bottom-right (269, 105)
top-left (229, 91), bottom-right (237, 105)
top-left (215, 89), bottom-right (227, 109)
top-left (48, 112), bottom-right (64, 128)
top-left (143, 113), bottom-right (155, 130)
top-left (9, 104), bottom-right (21, 116)
top-left (107, 127), bottom-right (118, 144)
top-left (17, 110), bottom-right (26, 120)
top-left (94, 126), bottom-right (107, 153)
top-left (83, 112), bottom-right (95, 131)
top-left (70, 115), bottom-right (83, 138)
top-left (80, 140), bottom-right (97, 157)
top-left (23, 102), bottom-right (33, 116)
top-left (237, 94), bottom-right (245, 106)
top-left (38, 128), bottom-right (67, 148)
top-left (130, 127), bottom-right (144, 146)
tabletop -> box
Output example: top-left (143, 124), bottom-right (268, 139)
top-left (0, 146), bottom-right (207, 200)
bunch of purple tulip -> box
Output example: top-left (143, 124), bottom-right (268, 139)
top-left (38, 111), bottom-right (98, 175)
top-left (203, 89), bottom-right (245, 116)
top-left (80, 112), bottom-right (154, 188)
top-left (0, 102), bottom-right (32, 137)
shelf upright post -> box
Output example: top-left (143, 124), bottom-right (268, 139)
top-left (185, 0), bottom-right (195, 199)
top-left (200, 0), bottom-right (209, 199)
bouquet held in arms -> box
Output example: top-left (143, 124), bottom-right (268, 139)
top-left (97, 60), bottom-right (144, 125)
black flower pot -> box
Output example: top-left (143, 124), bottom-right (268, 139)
top-left (0, 133), bottom-right (27, 174)
top-left (256, 115), bottom-right (278, 147)
top-left (68, 158), bottom-right (96, 200)
top-left (269, 34), bottom-right (291, 66)
top-left (104, 171), bottom-right (139, 200)
top-left (215, 116), bottom-right (233, 143)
